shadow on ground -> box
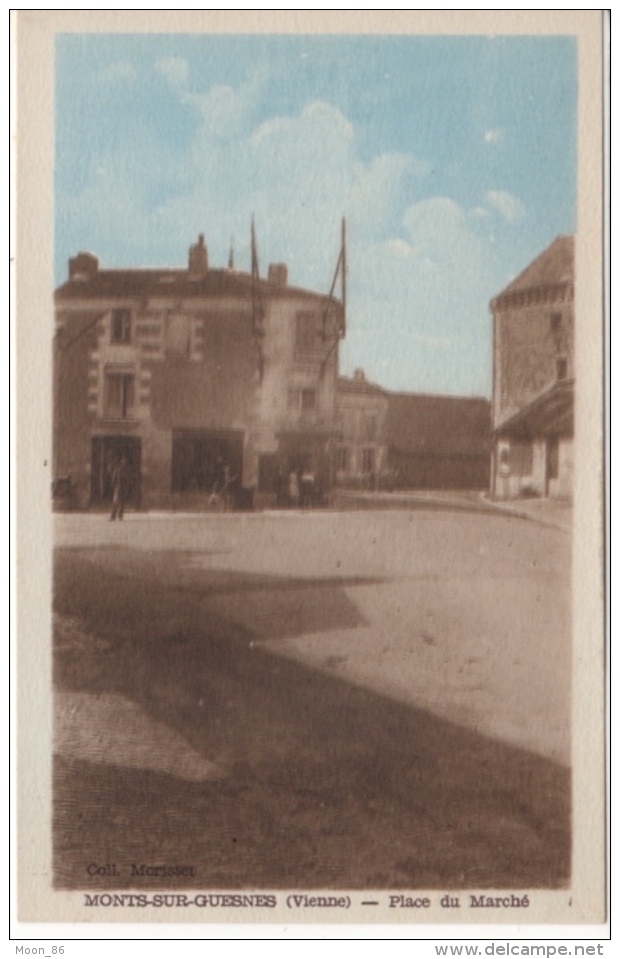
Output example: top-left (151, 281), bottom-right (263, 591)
top-left (53, 548), bottom-right (570, 890)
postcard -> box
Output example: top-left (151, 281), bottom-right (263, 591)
top-left (14, 10), bottom-right (606, 935)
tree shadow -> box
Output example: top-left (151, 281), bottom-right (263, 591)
top-left (53, 547), bottom-right (570, 891)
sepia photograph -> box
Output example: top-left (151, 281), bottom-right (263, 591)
top-left (15, 11), bottom-right (606, 930)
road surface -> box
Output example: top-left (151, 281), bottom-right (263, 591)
top-left (53, 507), bottom-right (571, 890)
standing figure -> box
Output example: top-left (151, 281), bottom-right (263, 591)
top-left (300, 465), bottom-right (315, 509)
top-left (110, 456), bottom-right (128, 521)
top-left (288, 470), bottom-right (300, 509)
top-left (222, 464), bottom-right (236, 512)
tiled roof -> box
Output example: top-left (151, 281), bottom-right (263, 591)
top-left (493, 235), bottom-right (574, 301)
top-left (494, 379), bottom-right (574, 438)
top-left (383, 393), bottom-right (491, 456)
top-left (55, 267), bottom-right (336, 304)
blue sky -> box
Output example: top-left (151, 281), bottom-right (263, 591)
top-left (55, 34), bottom-right (576, 396)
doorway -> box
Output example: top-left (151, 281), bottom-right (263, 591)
top-left (171, 429), bottom-right (244, 493)
top-left (91, 436), bottom-right (142, 507)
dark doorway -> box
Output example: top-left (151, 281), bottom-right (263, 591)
top-left (546, 435), bottom-right (560, 493)
top-left (91, 436), bottom-right (141, 507)
top-left (171, 429), bottom-right (244, 493)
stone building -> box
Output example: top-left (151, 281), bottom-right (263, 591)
top-left (334, 372), bottom-right (490, 491)
top-left (53, 234), bottom-right (344, 510)
top-left (491, 235), bottom-right (574, 500)
top-left (382, 392), bottom-right (491, 490)
top-left (334, 370), bottom-right (389, 487)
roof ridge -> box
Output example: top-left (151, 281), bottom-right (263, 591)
top-left (493, 234), bottom-right (574, 301)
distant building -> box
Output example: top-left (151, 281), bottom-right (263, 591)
top-left (490, 235), bottom-right (574, 500)
top-left (382, 392), bottom-right (491, 490)
top-left (335, 372), bottom-right (490, 491)
top-left (53, 235), bottom-right (344, 510)
top-left (334, 370), bottom-right (388, 487)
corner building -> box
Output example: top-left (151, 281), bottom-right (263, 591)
top-left (490, 235), bottom-right (574, 500)
top-left (53, 235), bottom-right (344, 510)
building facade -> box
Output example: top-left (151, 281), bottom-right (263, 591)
top-left (490, 235), bottom-right (574, 500)
top-left (382, 392), bottom-right (491, 490)
top-left (53, 235), bottom-right (344, 510)
top-left (334, 370), bottom-right (389, 487)
top-left (334, 372), bottom-right (490, 491)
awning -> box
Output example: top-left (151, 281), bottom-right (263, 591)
top-left (494, 379), bottom-right (574, 439)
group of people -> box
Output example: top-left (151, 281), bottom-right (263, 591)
top-left (109, 454), bottom-right (319, 517)
top-left (287, 466), bottom-right (316, 509)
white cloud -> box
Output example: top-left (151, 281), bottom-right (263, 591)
top-left (184, 75), bottom-right (262, 140)
top-left (484, 128), bottom-right (504, 144)
top-left (156, 57), bottom-right (189, 87)
top-left (59, 81), bottom-right (494, 393)
top-left (486, 189), bottom-right (525, 224)
top-left (251, 100), bottom-right (355, 166)
top-left (346, 195), bottom-right (492, 388)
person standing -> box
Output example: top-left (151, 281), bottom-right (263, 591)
top-left (222, 464), bottom-right (236, 512)
top-left (300, 465), bottom-right (315, 509)
top-left (288, 469), bottom-right (300, 509)
top-left (110, 456), bottom-right (128, 521)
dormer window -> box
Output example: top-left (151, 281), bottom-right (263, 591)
top-left (111, 309), bottom-right (132, 344)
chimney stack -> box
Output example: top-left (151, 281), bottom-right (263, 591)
top-left (188, 233), bottom-right (208, 277)
top-left (69, 252), bottom-right (99, 280)
top-left (268, 263), bottom-right (288, 288)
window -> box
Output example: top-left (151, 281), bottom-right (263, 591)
top-left (550, 312), bottom-right (562, 333)
top-left (556, 357), bottom-right (568, 380)
top-left (365, 414), bottom-right (377, 441)
top-left (301, 388), bottom-right (317, 411)
top-left (288, 387), bottom-right (317, 412)
top-left (362, 448), bottom-right (376, 473)
top-left (336, 447), bottom-right (350, 472)
top-left (111, 309), bottom-right (131, 344)
top-left (105, 371), bottom-right (135, 419)
top-left (296, 312), bottom-right (322, 352)
top-left (167, 313), bottom-right (191, 355)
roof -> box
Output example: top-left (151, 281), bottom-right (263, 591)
top-left (337, 375), bottom-right (387, 397)
top-left (383, 393), bottom-right (491, 456)
top-left (493, 235), bottom-right (574, 303)
top-left (494, 379), bottom-right (574, 438)
top-left (55, 266), bottom-right (337, 305)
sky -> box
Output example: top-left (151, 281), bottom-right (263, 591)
top-left (55, 34), bottom-right (576, 396)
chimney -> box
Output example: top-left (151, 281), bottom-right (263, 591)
top-left (353, 368), bottom-right (366, 382)
top-left (268, 263), bottom-right (288, 288)
top-left (69, 252), bottom-right (99, 280)
top-left (188, 233), bottom-right (208, 276)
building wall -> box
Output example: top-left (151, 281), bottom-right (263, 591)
top-left (493, 288), bottom-right (574, 429)
top-left (54, 283), bottom-right (342, 509)
top-left (53, 310), bottom-right (102, 506)
top-left (490, 239), bottom-right (575, 502)
top-left (493, 434), bottom-right (573, 501)
top-left (552, 438), bottom-right (574, 499)
top-left (334, 385), bottom-right (388, 486)
top-left (388, 449), bottom-right (490, 491)
top-left (259, 295), bottom-right (339, 448)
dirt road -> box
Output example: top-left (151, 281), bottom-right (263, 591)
top-left (53, 508), bottom-right (571, 890)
